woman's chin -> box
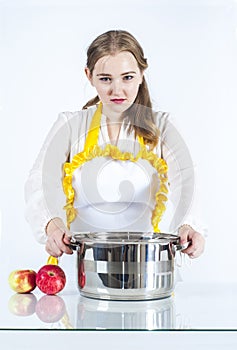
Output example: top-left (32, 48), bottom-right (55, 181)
top-left (103, 101), bottom-right (132, 115)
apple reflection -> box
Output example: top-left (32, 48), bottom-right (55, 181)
top-left (35, 295), bottom-right (66, 323)
top-left (8, 293), bottom-right (37, 316)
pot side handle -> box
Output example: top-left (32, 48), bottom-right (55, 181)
top-left (174, 240), bottom-right (191, 252)
top-left (66, 236), bottom-right (80, 252)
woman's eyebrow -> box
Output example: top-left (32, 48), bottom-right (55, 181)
top-left (96, 71), bottom-right (137, 76)
top-left (121, 71), bottom-right (137, 76)
top-left (96, 73), bottom-right (112, 76)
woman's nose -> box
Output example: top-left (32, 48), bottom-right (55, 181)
top-left (110, 79), bottom-right (122, 95)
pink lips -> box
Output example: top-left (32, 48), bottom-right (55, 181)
top-left (110, 99), bottom-right (126, 104)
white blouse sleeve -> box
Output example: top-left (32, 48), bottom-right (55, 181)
top-left (24, 113), bottom-right (71, 244)
top-left (157, 112), bottom-right (207, 236)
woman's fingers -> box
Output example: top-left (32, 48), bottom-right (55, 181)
top-left (46, 229), bottom-right (73, 257)
top-left (179, 229), bottom-right (205, 259)
top-left (182, 243), bottom-right (201, 259)
top-left (62, 233), bottom-right (72, 245)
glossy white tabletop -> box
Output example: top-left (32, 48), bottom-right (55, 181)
top-left (1, 279), bottom-right (237, 331)
top-left (1, 281), bottom-right (237, 350)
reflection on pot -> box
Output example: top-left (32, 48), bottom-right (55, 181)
top-left (72, 233), bottom-right (181, 301)
top-left (76, 294), bottom-right (175, 330)
top-left (35, 295), bottom-right (66, 323)
top-left (8, 293), bottom-right (37, 316)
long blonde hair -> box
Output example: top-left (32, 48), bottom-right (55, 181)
top-left (83, 30), bottom-right (159, 148)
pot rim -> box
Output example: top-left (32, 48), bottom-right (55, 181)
top-left (71, 232), bottom-right (180, 245)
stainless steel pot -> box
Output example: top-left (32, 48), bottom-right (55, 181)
top-left (70, 232), bottom-right (183, 301)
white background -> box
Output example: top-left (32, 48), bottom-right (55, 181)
top-left (0, 0), bottom-right (237, 287)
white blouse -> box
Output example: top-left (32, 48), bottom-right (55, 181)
top-left (24, 105), bottom-right (204, 244)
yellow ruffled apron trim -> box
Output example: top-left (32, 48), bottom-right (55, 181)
top-left (62, 102), bottom-right (168, 233)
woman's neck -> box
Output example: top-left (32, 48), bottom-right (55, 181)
top-left (106, 119), bottom-right (122, 145)
top-left (101, 104), bottom-right (124, 145)
top-left (102, 105), bottom-right (123, 123)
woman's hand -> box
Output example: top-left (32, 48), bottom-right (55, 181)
top-left (178, 225), bottom-right (205, 259)
top-left (45, 217), bottom-right (73, 258)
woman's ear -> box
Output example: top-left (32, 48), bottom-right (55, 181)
top-left (85, 67), bottom-right (94, 86)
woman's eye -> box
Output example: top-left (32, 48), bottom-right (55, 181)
top-left (99, 77), bottom-right (111, 82)
top-left (123, 75), bottom-right (134, 81)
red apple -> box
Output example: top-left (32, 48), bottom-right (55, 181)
top-left (8, 293), bottom-right (37, 316)
top-left (35, 295), bottom-right (66, 323)
top-left (36, 264), bottom-right (66, 295)
top-left (8, 269), bottom-right (37, 293)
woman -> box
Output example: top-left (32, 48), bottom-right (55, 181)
top-left (24, 30), bottom-right (205, 260)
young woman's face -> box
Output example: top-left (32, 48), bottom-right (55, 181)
top-left (86, 51), bottom-right (143, 116)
